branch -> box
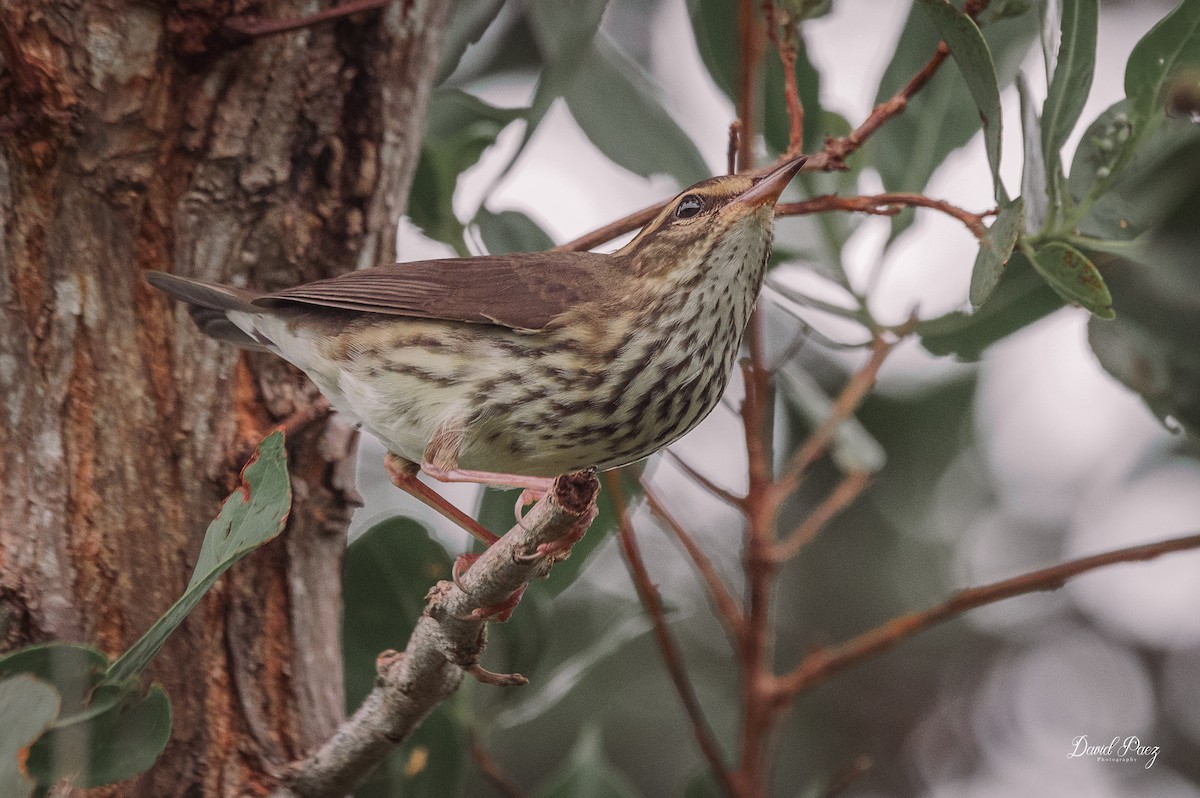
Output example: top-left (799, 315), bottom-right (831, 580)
top-left (607, 473), bottom-right (735, 796)
top-left (774, 331), bottom-right (903, 499)
top-left (777, 530), bottom-right (1200, 696)
top-left (737, 0), bottom-right (764, 170)
top-left (777, 193), bottom-right (992, 238)
top-left (771, 469), bottom-right (870, 562)
top-left (272, 471), bottom-right (600, 798)
top-left (762, 0), bottom-right (804, 155)
top-left (641, 478), bottom-right (744, 638)
top-left (661, 447), bottom-right (746, 509)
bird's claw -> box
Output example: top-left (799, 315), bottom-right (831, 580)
top-left (514, 488), bottom-right (545, 522)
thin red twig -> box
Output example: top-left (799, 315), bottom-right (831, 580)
top-left (777, 193), bottom-right (992, 238)
top-left (772, 470), bottom-right (871, 562)
top-left (469, 735), bottom-right (525, 798)
top-left (777, 530), bottom-right (1200, 696)
top-left (662, 448), bottom-right (746, 510)
top-left (606, 473), bottom-right (736, 796)
top-left (641, 478), bottom-right (745, 639)
top-left (728, 120), bottom-right (743, 175)
top-left (762, 0), bottom-right (804, 155)
top-left (736, 0), bottom-right (764, 171)
top-left (774, 333), bottom-right (901, 501)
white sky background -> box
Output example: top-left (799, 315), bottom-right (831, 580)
top-left (352, 2), bottom-right (1200, 790)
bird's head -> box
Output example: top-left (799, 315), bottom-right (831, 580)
top-left (618, 155), bottom-right (806, 281)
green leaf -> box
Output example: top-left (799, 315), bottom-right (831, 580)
top-left (492, 612), bottom-right (652, 730)
top-left (1125, 0), bottom-right (1200, 124)
top-left (475, 208), bottom-right (556, 254)
top-left (1041, 0), bottom-right (1098, 176)
top-left (342, 517), bottom-right (463, 798)
top-left (687, 0), bottom-right (736, 103)
top-left (970, 197), bottom-right (1025, 306)
top-left (409, 90), bottom-right (526, 253)
top-left (107, 431), bottom-right (292, 683)
top-left (501, 0), bottom-right (608, 180)
top-left (0, 675), bottom-right (60, 798)
top-left (916, 0), bottom-right (1006, 200)
top-left (25, 685), bottom-right (171, 789)
top-left (1068, 99), bottom-right (1200, 239)
top-left (1030, 241), bottom-right (1114, 318)
top-left (342, 516), bottom-right (452, 707)
top-left (919, 251), bottom-right (1064, 360)
top-left (533, 727), bottom-right (641, 798)
top-left (870, 2), bottom-right (1036, 237)
top-left (435, 0), bottom-right (508, 84)
top-left (564, 32), bottom-right (709, 186)
top-left (0, 643), bottom-right (108, 719)
top-left (1017, 71), bottom-right (1049, 231)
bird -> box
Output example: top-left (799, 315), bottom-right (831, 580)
top-left (147, 155), bottom-right (806, 552)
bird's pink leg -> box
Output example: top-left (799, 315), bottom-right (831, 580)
top-left (421, 463), bottom-right (554, 521)
top-left (384, 453), bottom-right (499, 546)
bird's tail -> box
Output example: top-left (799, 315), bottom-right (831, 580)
top-left (145, 271), bottom-right (270, 351)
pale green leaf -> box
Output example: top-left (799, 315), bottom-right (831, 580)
top-left (107, 431), bottom-right (291, 683)
top-left (533, 727), bottom-right (642, 798)
top-left (916, 0), bottom-right (1007, 200)
top-left (0, 675), bottom-right (59, 798)
top-left (970, 197), bottom-right (1025, 306)
top-left (1041, 0), bottom-right (1098, 174)
top-left (564, 32), bottom-right (709, 186)
top-left (1031, 241), bottom-right (1114, 318)
top-left (1125, 0), bottom-right (1200, 123)
top-left (25, 685), bottom-right (171, 789)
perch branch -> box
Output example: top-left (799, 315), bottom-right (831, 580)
top-left (271, 471), bottom-right (600, 798)
top-left (777, 530), bottom-right (1200, 696)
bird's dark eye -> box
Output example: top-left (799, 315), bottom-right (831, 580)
top-left (674, 194), bottom-right (705, 219)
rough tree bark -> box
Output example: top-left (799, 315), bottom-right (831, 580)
top-left (0, 1), bottom-right (447, 794)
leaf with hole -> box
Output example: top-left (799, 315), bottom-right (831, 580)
top-left (107, 431), bottom-right (291, 683)
top-left (969, 197), bottom-right (1025, 306)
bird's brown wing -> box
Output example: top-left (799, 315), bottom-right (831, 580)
top-left (252, 251), bottom-right (622, 332)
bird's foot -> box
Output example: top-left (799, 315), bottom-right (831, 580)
top-left (452, 552), bottom-right (526, 622)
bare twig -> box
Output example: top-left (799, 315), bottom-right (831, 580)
top-left (728, 120), bottom-right (743, 175)
top-left (774, 332), bottom-right (904, 500)
top-left (777, 193), bottom-right (993, 238)
top-left (762, 0), bottom-right (804, 155)
top-left (641, 478), bottom-right (744, 638)
top-left (777, 530), bottom-right (1200, 696)
top-left (772, 470), bottom-right (871, 562)
top-left (553, 202), bottom-right (664, 253)
top-left (662, 448), bottom-right (746, 509)
top-left (272, 472), bottom-right (599, 798)
top-left (736, 0), bottom-right (764, 170)
top-left (470, 734), bottom-right (526, 798)
top-left (607, 473), bottom-right (735, 796)
top-left (225, 0), bottom-right (390, 38)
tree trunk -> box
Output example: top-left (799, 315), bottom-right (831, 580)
top-left (0, 1), bottom-right (447, 793)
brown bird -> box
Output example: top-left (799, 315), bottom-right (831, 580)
top-left (147, 155), bottom-right (805, 549)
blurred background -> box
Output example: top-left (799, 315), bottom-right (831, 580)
top-left (341, 1), bottom-right (1200, 795)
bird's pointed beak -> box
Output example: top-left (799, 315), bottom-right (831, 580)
top-left (734, 155), bottom-right (807, 208)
